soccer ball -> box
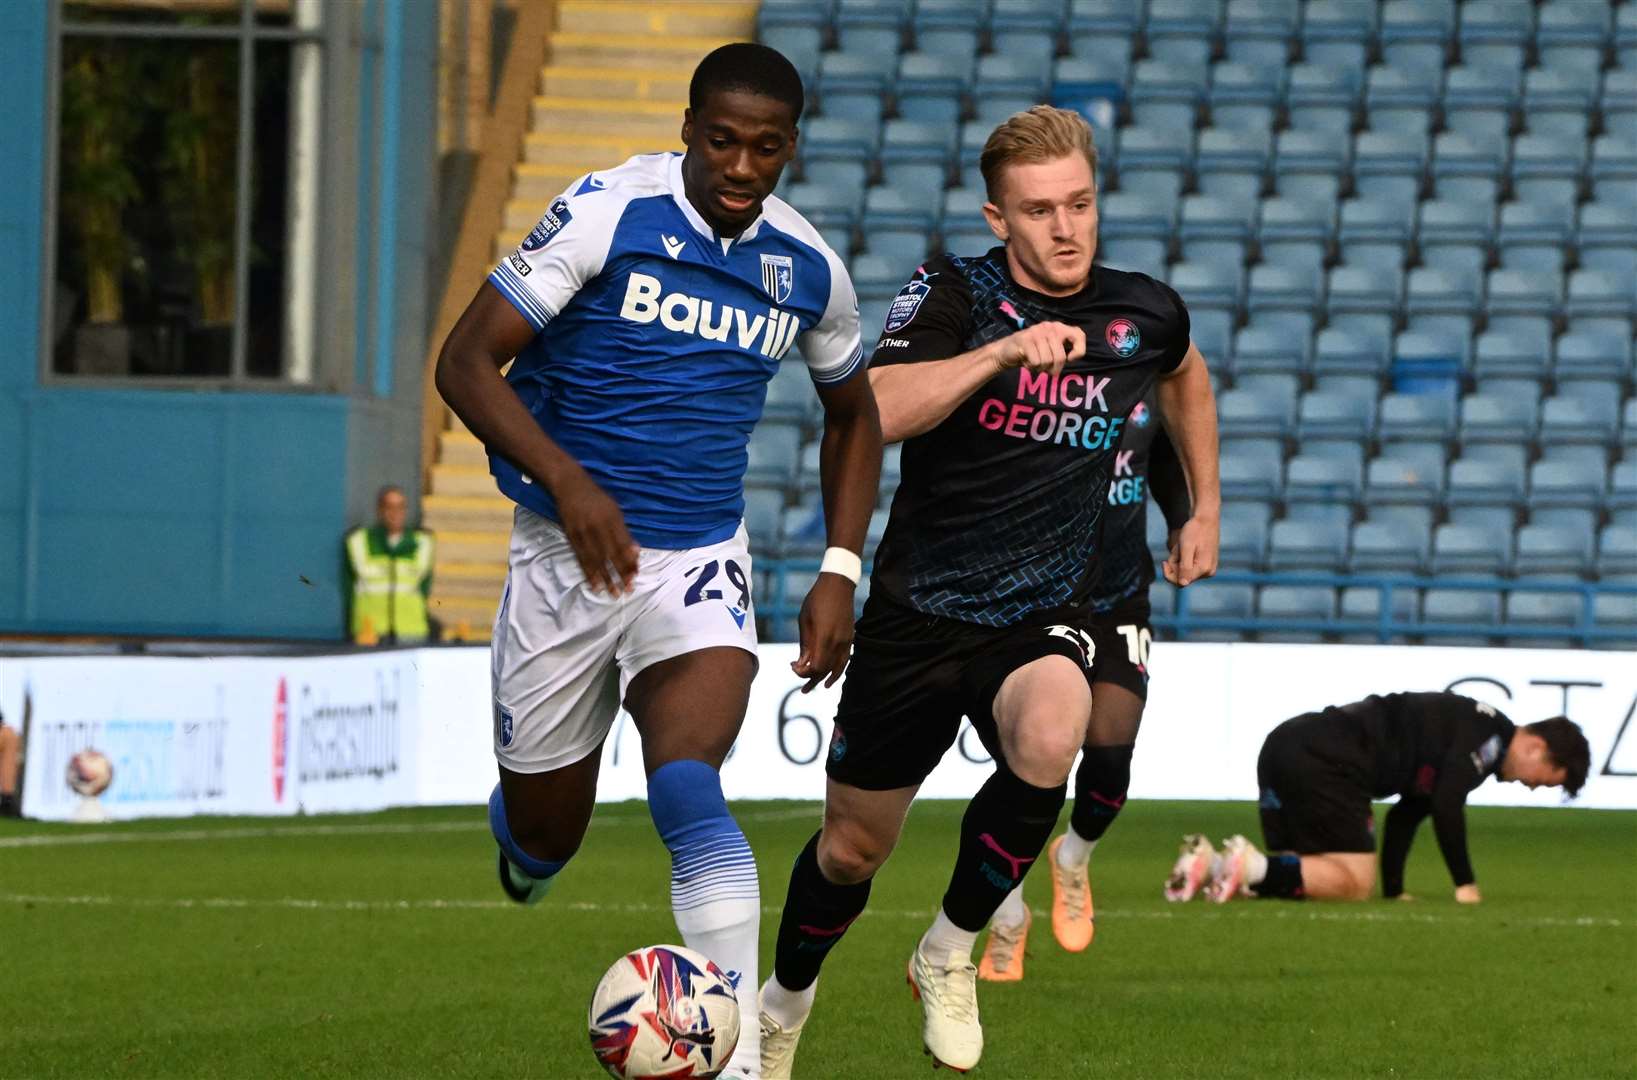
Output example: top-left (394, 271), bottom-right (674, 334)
top-left (587, 944), bottom-right (741, 1080)
top-left (67, 750), bottom-right (113, 797)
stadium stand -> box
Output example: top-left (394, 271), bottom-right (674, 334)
top-left (755, 0), bottom-right (1634, 648)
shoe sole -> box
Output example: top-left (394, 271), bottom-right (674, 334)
top-left (906, 962), bottom-right (975, 1073)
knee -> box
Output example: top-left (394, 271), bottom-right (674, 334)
top-left (1005, 709), bottom-right (1087, 786)
top-left (817, 825), bottom-right (892, 885)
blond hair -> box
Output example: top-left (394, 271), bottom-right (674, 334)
top-left (978, 105), bottom-right (1099, 203)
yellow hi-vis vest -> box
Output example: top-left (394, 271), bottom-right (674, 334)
top-left (345, 526), bottom-right (435, 643)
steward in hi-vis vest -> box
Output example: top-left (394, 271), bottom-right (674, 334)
top-left (345, 485), bottom-right (435, 644)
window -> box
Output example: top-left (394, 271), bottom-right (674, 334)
top-left (51, 0), bottom-right (323, 382)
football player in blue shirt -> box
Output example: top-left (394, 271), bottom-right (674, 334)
top-left (435, 43), bottom-right (882, 1077)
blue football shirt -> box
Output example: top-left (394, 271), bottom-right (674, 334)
top-left (486, 152), bottom-right (863, 549)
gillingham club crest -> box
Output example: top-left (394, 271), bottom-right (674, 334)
top-left (1105, 318), bottom-right (1140, 357)
top-left (761, 253), bottom-right (794, 304)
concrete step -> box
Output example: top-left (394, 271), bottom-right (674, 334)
top-left (539, 64), bottom-right (692, 103)
top-left (424, 494), bottom-right (516, 533)
top-left (546, 30), bottom-right (736, 69)
top-left (434, 529), bottom-right (509, 564)
top-left (511, 161), bottom-right (588, 201)
top-left (430, 464), bottom-right (501, 498)
top-left (556, 1), bottom-right (757, 37)
top-left (532, 97), bottom-right (681, 138)
top-left (430, 560), bottom-right (509, 600)
top-left (438, 429), bottom-right (487, 469)
top-left (522, 130), bottom-right (663, 168)
top-left (426, 593), bottom-right (498, 641)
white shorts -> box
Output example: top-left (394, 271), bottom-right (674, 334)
top-left (490, 506), bottom-right (760, 773)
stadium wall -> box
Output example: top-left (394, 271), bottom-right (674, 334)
top-left (0, 2), bottom-right (441, 641)
top-left (8, 643), bottom-right (1635, 821)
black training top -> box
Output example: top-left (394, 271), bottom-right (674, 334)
top-left (1321, 692), bottom-right (1516, 894)
top-left (868, 249), bottom-right (1191, 626)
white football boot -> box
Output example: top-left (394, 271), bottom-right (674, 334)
top-left (906, 941), bottom-right (983, 1072)
top-left (758, 1006), bottom-right (806, 1080)
top-left (1164, 834), bottom-right (1217, 902)
top-left (1206, 834), bottom-right (1258, 903)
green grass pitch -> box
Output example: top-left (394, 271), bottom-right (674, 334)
top-left (3, 800), bottom-right (1633, 1079)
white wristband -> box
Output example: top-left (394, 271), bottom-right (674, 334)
top-left (819, 546), bottom-right (862, 585)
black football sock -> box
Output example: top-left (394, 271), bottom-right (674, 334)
top-left (772, 831), bottom-right (872, 992)
top-left (941, 767), bottom-right (1067, 932)
top-left (1068, 743), bottom-right (1135, 842)
top-left (0, 793), bottom-right (16, 817)
top-left (1250, 853), bottom-right (1306, 899)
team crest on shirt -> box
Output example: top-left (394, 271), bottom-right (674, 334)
top-left (494, 701), bottom-right (515, 748)
top-left (1106, 318), bottom-right (1140, 357)
top-left (521, 197), bottom-right (572, 251)
top-left (761, 253), bottom-right (794, 304)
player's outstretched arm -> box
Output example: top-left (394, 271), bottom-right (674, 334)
top-left (1155, 340), bottom-right (1221, 587)
top-left (434, 283), bottom-right (639, 594)
top-left (869, 322), bottom-right (1086, 443)
top-left (1428, 771), bottom-right (1481, 902)
top-left (792, 374), bottom-right (883, 691)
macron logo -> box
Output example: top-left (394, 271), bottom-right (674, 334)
top-left (661, 234), bottom-right (686, 259)
top-left (619, 271), bottom-right (801, 359)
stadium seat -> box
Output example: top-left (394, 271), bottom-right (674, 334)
top-left (1353, 131), bottom-right (1431, 203)
top-left (1296, 392), bottom-right (1374, 444)
top-left (1540, 395), bottom-right (1621, 446)
top-left (1530, 459), bottom-right (1606, 511)
top-left (1066, 0), bottom-right (1141, 42)
top-left (1445, 456), bottom-right (1525, 510)
top-left (1555, 331), bottom-right (1634, 384)
top-left (1256, 584), bottom-right (1336, 639)
top-left (1534, 1), bottom-right (1611, 50)
top-left (1245, 265), bottom-right (1322, 315)
top-left (913, 0), bottom-right (983, 58)
top-left (1577, 202), bottom-right (1637, 276)
top-left (1515, 524), bottom-right (1595, 577)
top-left (1421, 588), bottom-right (1503, 643)
top-left (1168, 262), bottom-right (1243, 315)
top-left (1217, 386), bottom-right (1294, 440)
top-left (1564, 270), bottom-right (1635, 320)
top-left (1484, 269), bottom-right (1562, 319)
top-left (1365, 456), bottom-right (1443, 508)
top-left (763, 363), bottom-right (815, 423)
top-left (746, 425), bottom-right (802, 486)
top-left (744, 488), bottom-right (787, 553)
top-left (1209, 63), bottom-right (1284, 131)
top-left (1377, 393), bottom-right (1457, 445)
top-left (1312, 323), bottom-right (1390, 378)
top-left (1505, 590), bottom-right (1584, 643)
top-left (1430, 523), bottom-right (1510, 576)
top-left (1223, 0), bottom-right (1298, 64)
top-left (1220, 450), bottom-right (1283, 503)
top-left (1604, 69), bottom-right (1637, 142)
top-left (1326, 266), bottom-right (1402, 318)
top-left (1232, 325), bottom-right (1306, 378)
top-left (833, 0), bottom-right (908, 58)
top-left (1598, 525), bottom-right (1637, 578)
top-left (1623, 407), bottom-right (1637, 455)
top-left (1348, 519), bottom-right (1426, 575)
top-left (1218, 501), bottom-right (1272, 570)
top-left (862, 186), bottom-right (938, 236)
top-left (1431, 132), bottom-right (1504, 202)
top-left (1471, 322), bottom-right (1551, 382)
top-left (1338, 584), bottom-right (1418, 642)
top-left (1524, 68), bottom-right (1598, 138)
top-left (1269, 519), bottom-right (1349, 573)
top-left (896, 53), bottom-right (971, 125)
top-left (1180, 581), bottom-right (1257, 640)
top-left (1284, 453), bottom-right (1363, 504)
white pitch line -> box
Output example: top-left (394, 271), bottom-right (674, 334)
top-left (0, 807), bottom-right (823, 849)
top-left (0, 893), bottom-right (1622, 929)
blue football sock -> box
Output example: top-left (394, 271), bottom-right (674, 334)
top-left (488, 784), bottom-right (567, 882)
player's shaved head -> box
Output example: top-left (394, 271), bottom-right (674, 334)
top-left (689, 43), bottom-right (804, 122)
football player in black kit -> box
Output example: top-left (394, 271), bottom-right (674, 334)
top-left (978, 402), bottom-right (1191, 982)
top-left (1164, 692), bottom-right (1589, 906)
top-left (759, 106), bottom-right (1221, 1075)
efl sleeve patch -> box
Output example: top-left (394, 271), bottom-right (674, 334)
top-left (882, 280), bottom-right (931, 334)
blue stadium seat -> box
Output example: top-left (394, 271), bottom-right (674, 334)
top-left (1367, 64), bottom-right (1441, 127)
top-left (1377, 393), bottom-right (1457, 445)
top-left (1217, 385), bottom-right (1292, 439)
top-left (1339, 584), bottom-right (1417, 642)
top-left (1530, 459), bottom-right (1606, 511)
top-left (1441, 65), bottom-right (1516, 140)
top-left (1623, 406), bottom-right (1637, 455)
top-left (1416, 198), bottom-right (1493, 249)
top-left (1365, 503), bottom-right (1437, 535)
top-left (1066, 0), bottom-right (1141, 41)
top-left (744, 488), bottom-right (786, 553)
top-left (1284, 453), bottom-right (1363, 504)
top-left (1446, 456), bottom-right (1525, 510)
top-left (1051, 57), bottom-right (1129, 134)
top-left (800, 117), bottom-right (881, 161)
top-left (862, 187), bottom-right (939, 237)
top-left (1189, 308), bottom-right (1234, 360)
top-left (1510, 135), bottom-right (1586, 209)
top-left (1116, 126), bottom-right (1194, 176)
top-left (1534, 1), bottom-right (1611, 50)
top-left (1484, 269), bottom-right (1562, 319)
top-left (1220, 452), bottom-right (1283, 502)
top-left (1421, 588), bottom-right (1503, 643)
top-left (1446, 506), bottom-right (1517, 535)
top-left (976, 53), bottom-right (1051, 99)
top-left (1338, 197), bottom-right (1414, 246)
top-left (1365, 455), bottom-right (1444, 507)
top-left (1210, 62), bottom-right (1285, 131)
top-left (1604, 69), bottom-right (1637, 142)
top-left (1312, 322), bottom-right (1390, 378)
top-left (1514, 524), bottom-right (1594, 577)
top-left (782, 182), bottom-right (862, 234)
top-left (1349, 519), bottom-right (1426, 574)
top-left (1594, 587), bottom-right (1637, 646)
top-left (1228, 324), bottom-right (1302, 378)
top-left (1167, 262), bottom-right (1243, 314)
top-left (1180, 194), bottom-right (1257, 248)
top-left (1296, 391), bottom-right (1374, 444)
top-left (1498, 199), bottom-right (1577, 250)
top-left (1353, 130), bottom-right (1431, 204)
top-left (1301, 0), bottom-right (1375, 54)
top-left (1554, 331), bottom-right (1633, 384)
top-left (763, 363), bottom-right (816, 423)
top-left (833, 0), bottom-right (908, 58)
top-left (1326, 266), bottom-right (1401, 318)
top-left (1182, 582), bottom-right (1257, 639)
top-left (1430, 523), bottom-right (1510, 576)
top-left (1589, 135), bottom-right (1637, 205)
top-left (1459, 2), bottom-right (1534, 51)
top-left (1195, 127), bottom-right (1271, 198)
top-left (1276, 121), bottom-right (1351, 191)
top-left (1145, 0), bottom-right (1223, 41)
top-left (746, 425), bottom-right (803, 486)
top-left (1577, 202), bottom-right (1637, 276)
top-left (1524, 67), bottom-right (1599, 137)
top-left (799, 159), bottom-right (868, 199)
top-left (913, 0), bottom-right (983, 59)
top-left (1532, 507), bottom-right (1598, 536)
top-left (1393, 327), bottom-right (1470, 374)
top-left (1540, 395), bottom-right (1621, 446)
top-left (1129, 59), bottom-right (1207, 127)
top-left (1218, 501), bottom-right (1272, 570)
top-left (1598, 524), bottom-right (1637, 578)
top-left (1505, 590), bottom-right (1583, 641)
top-left (1471, 322), bottom-right (1551, 382)
top-left (1620, 3), bottom-right (1637, 69)
top-left (1256, 584), bottom-right (1335, 638)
